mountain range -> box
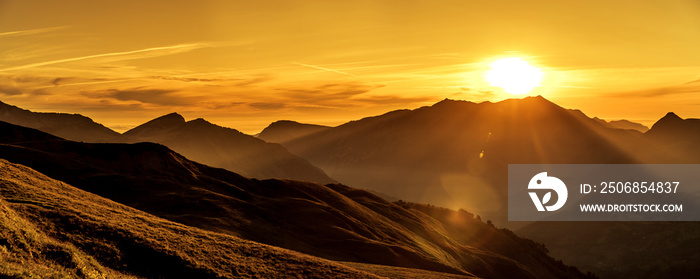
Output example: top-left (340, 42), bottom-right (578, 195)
top-left (121, 113), bottom-right (335, 183)
top-left (2, 96), bottom-right (696, 278)
top-left (280, 96), bottom-right (660, 223)
top-left (0, 100), bottom-right (121, 142)
top-left (0, 120), bottom-right (589, 279)
top-left (0, 101), bottom-right (334, 184)
top-left (261, 96), bottom-right (699, 278)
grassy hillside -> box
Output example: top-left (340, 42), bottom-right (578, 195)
top-left (0, 159), bottom-right (392, 278)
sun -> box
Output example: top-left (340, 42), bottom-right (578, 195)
top-left (485, 58), bottom-right (543, 95)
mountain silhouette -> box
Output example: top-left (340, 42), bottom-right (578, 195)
top-left (645, 112), bottom-right (700, 145)
top-left (591, 117), bottom-right (649, 132)
top-left (0, 120), bottom-right (589, 279)
top-left (283, 96), bottom-right (656, 223)
top-left (257, 120), bottom-right (331, 143)
top-left (0, 100), bottom-right (335, 183)
top-left (121, 113), bottom-right (336, 183)
top-left (0, 100), bottom-right (121, 142)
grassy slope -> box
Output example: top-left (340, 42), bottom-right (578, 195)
top-left (0, 159), bottom-right (383, 279)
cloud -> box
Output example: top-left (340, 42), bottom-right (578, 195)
top-left (145, 74), bottom-right (273, 86)
top-left (354, 94), bottom-right (434, 104)
top-left (85, 88), bottom-right (197, 106)
top-left (0, 26), bottom-right (69, 37)
top-left (0, 43), bottom-right (210, 72)
top-left (292, 62), bottom-right (355, 76)
top-left (0, 84), bottom-right (23, 95)
top-left (248, 102), bottom-right (287, 110)
top-left (145, 76), bottom-right (239, 83)
top-left (457, 87), bottom-right (497, 99)
top-left (278, 82), bottom-right (384, 104)
top-left (199, 101), bottom-right (245, 110)
top-left (613, 79), bottom-right (700, 98)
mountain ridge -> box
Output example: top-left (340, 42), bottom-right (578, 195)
top-left (123, 113), bottom-right (336, 183)
top-left (0, 100), bottom-right (121, 142)
top-left (0, 100), bottom-right (336, 184)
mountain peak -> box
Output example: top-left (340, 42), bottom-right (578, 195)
top-left (662, 112), bottom-right (681, 120)
top-left (186, 118), bottom-right (218, 128)
top-left (123, 112), bottom-right (185, 137)
top-left (258, 120), bottom-right (331, 143)
top-left (157, 112), bottom-right (186, 123)
top-left (521, 95), bottom-right (554, 104)
top-left (646, 112), bottom-right (688, 140)
top-left (650, 112), bottom-right (683, 130)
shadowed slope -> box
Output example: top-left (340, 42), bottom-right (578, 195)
top-left (0, 159), bottom-right (381, 279)
top-left (0, 121), bottom-right (589, 279)
top-left (0, 100), bottom-right (121, 143)
top-left (123, 113), bottom-right (336, 183)
top-left (517, 221), bottom-right (700, 279)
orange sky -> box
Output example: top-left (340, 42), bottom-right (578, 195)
top-left (1, 0), bottom-right (700, 133)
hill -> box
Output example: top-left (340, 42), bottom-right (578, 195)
top-left (0, 159), bottom-right (385, 278)
top-left (0, 120), bottom-right (589, 279)
top-left (0, 100), bottom-right (121, 143)
top-left (257, 120), bottom-right (331, 143)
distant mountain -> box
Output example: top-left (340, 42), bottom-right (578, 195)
top-left (283, 96), bottom-right (656, 222)
top-left (592, 117), bottom-right (649, 133)
top-left (0, 101), bottom-right (334, 183)
top-left (122, 113), bottom-right (336, 183)
top-left (279, 98), bottom-right (698, 279)
top-left (608, 119), bottom-right (649, 132)
top-left (0, 100), bottom-right (121, 142)
top-left (0, 120), bottom-right (590, 279)
top-left (258, 120), bottom-right (331, 143)
top-left (635, 112), bottom-right (700, 162)
top-left (645, 112), bottom-right (700, 142)
top-left (0, 159), bottom-right (393, 279)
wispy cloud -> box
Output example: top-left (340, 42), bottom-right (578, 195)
top-left (0, 26), bottom-right (69, 37)
top-left (276, 82), bottom-right (383, 104)
top-left (292, 62), bottom-right (355, 76)
top-left (83, 87), bottom-right (198, 106)
top-left (612, 78), bottom-right (700, 98)
top-left (0, 43), bottom-right (210, 72)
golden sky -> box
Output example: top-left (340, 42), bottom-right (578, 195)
top-left (1, 0), bottom-right (700, 133)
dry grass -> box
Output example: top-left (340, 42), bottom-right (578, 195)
top-left (0, 159), bottom-right (381, 278)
